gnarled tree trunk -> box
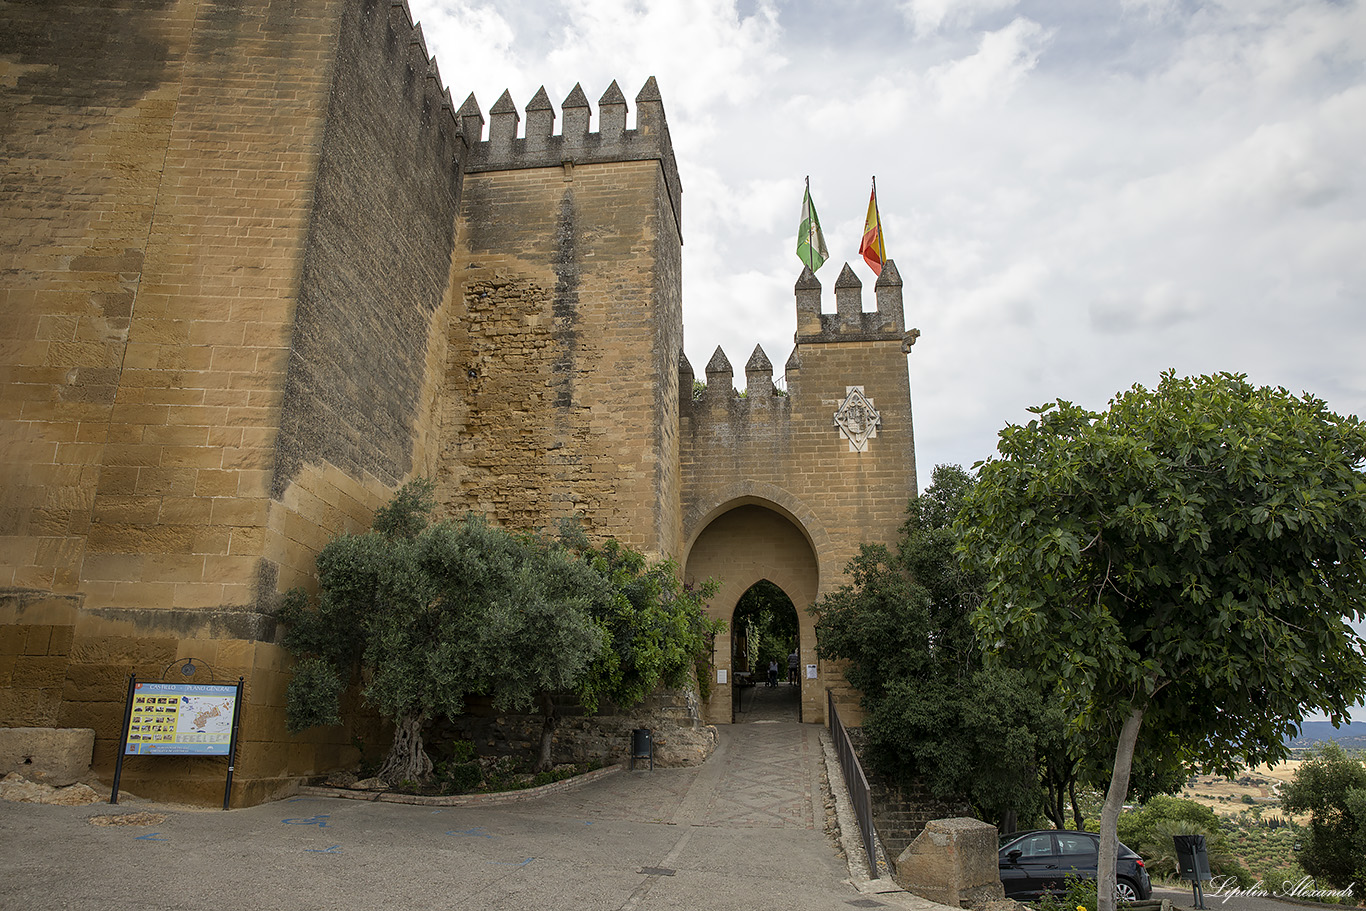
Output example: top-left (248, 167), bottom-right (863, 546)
top-left (536, 692), bottom-right (558, 773)
top-left (377, 712), bottom-right (433, 786)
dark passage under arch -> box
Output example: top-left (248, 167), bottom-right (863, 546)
top-left (730, 579), bottom-right (801, 723)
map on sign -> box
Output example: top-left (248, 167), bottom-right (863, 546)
top-left (123, 682), bottom-right (240, 756)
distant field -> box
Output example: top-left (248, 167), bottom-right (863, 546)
top-left (1179, 731), bottom-right (1364, 821)
top-left (1179, 760), bottom-right (1301, 820)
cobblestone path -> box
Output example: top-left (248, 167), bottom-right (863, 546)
top-left (537, 683), bottom-right (822, 833)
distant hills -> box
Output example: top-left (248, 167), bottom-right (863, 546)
top-left (1286, 721), bottom-right (1366, 751)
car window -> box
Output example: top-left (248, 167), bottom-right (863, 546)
top-left (1056, 833), bottom-right (1097, 858)
top-left (1012, 834), bottom-right (1055, 859)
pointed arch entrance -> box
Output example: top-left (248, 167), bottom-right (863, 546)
top-left (730, 579), bottom-right (801, 722)
top-left (682, 500), bottom-right (820, 725)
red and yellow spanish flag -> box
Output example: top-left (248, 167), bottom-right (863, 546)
top-left (859, 178), bottom-right (886, 276)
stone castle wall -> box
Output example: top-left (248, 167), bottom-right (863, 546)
top-left (1, 1), bottom-right (919, 806)
top-left (0, 0), bottom-right (464, 804)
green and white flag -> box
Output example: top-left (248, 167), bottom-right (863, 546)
top-left (796, 178), bottom-right (829, 272)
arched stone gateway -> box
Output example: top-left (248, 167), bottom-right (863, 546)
top-left (683, 501), bottom-right (820, 723)
top-left (680, 266), bottom-right (919, 727)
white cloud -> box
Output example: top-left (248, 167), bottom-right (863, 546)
top-left (926, 17), bottom-right (1051, 110)
top-left (949, 258), bottom-right (1049, 327)
top-left (544, 0), bottom-right (785, 124)
top-left (1159, 0), bottom-right (1366, 101)
top-left (1089, 283), bottom-right (1202, 334)
top-left (406, 1), bottom-right (522, 104)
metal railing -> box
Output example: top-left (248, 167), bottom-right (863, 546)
top-left (827, 689), bottom-right (879, 875)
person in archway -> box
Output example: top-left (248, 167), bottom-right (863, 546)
top-left (787, 650), bottom-right (799, 685)
top-left (767, 658), bottom-right (779, 687)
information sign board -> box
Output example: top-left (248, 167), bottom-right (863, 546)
top-left (123, 681), bottom-right (240, 756)
top-left (111, 675), bottom-right (246, 808)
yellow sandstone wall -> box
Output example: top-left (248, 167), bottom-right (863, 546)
top-left (1, 0), bottom-right (463, 805)
top-left (439, 82), bottom-right (685, 558)
top-left (1, 2), bottom-right (913, 804)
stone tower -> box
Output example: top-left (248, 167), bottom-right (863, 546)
top-left (680, 262), bottom-right (917, 724)
top-left (438, 78), bottom-right (686, 558)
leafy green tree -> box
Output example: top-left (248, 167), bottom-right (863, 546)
top-left (814, 464), bottom-right (1057, 828)
top-left (559, 527), bottom-right (722, 733)
top-left (279, 481), bottom-right (720, 781)
top-left (960, 372), bottom-right (1366, 911)
top-left (1280, 742), bottom-right (1366, 898)
top-left (733, 580), bottom-right (798, 677)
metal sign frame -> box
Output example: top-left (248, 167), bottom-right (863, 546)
top-left (110, 675), bottom-right (246, 810)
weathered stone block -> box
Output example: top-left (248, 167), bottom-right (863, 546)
top-left (0, 686), bottom-right (60, 727)
top-left (0, 727), bottom-right (95, 786)
top-left (894, 817), bottom-right (1006, 908)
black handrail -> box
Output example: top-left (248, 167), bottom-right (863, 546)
top-left (827, 689), bottom-right (880, 875)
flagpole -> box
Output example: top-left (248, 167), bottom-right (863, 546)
top-left (805, 175), bottom-right (812, 255)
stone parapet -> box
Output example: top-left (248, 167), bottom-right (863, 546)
top-left (459, 78), bottom-right (682, 243)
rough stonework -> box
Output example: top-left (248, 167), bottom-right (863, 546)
top-left (894, 817), bottom-right (1007, 908)
top-left (0, 772), bottom-right (101, 806)
top-left (0, 727), bottom-right (95, 786)
top-left (0, 0), bottom-right (916, 806)
top-left (447, 688), bottom-right (717, 770)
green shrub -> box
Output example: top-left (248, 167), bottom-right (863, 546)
top-left (439, 762), bottom-right (482, 795)
top-left (1037, 874), bottom-right (1099, 911)
top-left (283, 656), bottom-right (344, 732)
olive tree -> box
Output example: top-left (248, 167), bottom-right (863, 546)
top-left (279, 480), bottom-right (719, 781)
top-left (960, 372), bottom-right (1366, 911)
top-left (278, 482), bottom-right (607, 782)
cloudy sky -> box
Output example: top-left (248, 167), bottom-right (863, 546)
top-left (407, 0), bottom-right (1365, 484)
top-left (405, 0), bottom-right (1366, 720)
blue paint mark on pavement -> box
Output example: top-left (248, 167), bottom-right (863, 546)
top-left (305, 845), bottom-right (343, 854)
top-left (445, 827), bottom-right (493, 838)
top-left (283, 814), bottom-right (331, 827)
top-left (135, 833), bottom-right (170, 841)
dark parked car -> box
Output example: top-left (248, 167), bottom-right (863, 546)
top-left (999, 830), bottom-right (1152, 902)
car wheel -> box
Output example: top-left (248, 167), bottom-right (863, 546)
top-left (1115, 879), bottom-right (1139, 903)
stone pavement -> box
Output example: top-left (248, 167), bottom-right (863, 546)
top-left (733, 677), bottom-right (802, 723)
top-left (0, 697), bottom-right (936, 911)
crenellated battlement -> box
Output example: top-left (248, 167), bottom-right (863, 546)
top-left (679, 342), bottom-right (791, 414)
top-left (378, 1), bottom-right (464, 161)
top-left (458, 78), bottom-right (683, 240)
top-left (795, 260), bottom-right (905, 343)
top-left (681, 260), bottom-right (913, 415)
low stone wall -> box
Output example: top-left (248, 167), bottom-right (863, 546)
top-left (300, 763), bottom-right (624, 806)
top-left (443, 687), bottom-right (717, 769)
top-left (0, 727), bottom-right (95, 786)
top-left (870, 776), bottom-right (974, 866)
top-left (845, 727), bottom-right (972, 866)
